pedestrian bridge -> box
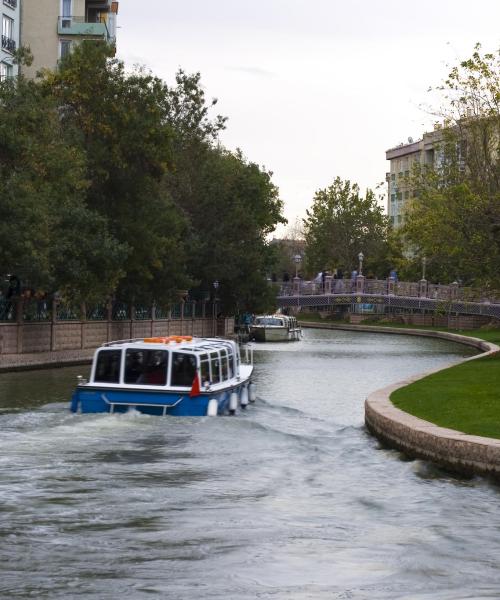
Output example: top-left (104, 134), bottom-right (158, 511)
top-left (276, 276), bottom-right (500, 320)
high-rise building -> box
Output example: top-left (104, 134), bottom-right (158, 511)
top-left (1, 0), bottom-right (21, 80)
top-left (385, 128), bottom-right (444, 227)
top-left (21, 0), bottom-right (119, 79)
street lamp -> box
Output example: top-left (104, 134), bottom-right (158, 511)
top-left (293, 254), bottom-right (302, 278)
top-left (421, 256), bottom-right (427, 280)
top-left (212, 280), bottom-right (219, 335)
top-left (358, 252), bottom-right (364, 276)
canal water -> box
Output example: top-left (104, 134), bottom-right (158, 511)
top-left (1, 329), bottom-right (499, 599)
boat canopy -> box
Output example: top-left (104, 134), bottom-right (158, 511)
top-left (89, 337), bottom-right (241, 388)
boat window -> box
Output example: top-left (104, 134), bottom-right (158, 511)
top-left (124, 349), bottom-right (168, 385)
top-left (94, 349), bottom-right (122, 383)
top-left (199, 354), bottom-right (210, 386)
top-left (226, 350), bottom-right (234, 378)
top-left (210, 352), bottom-right (220, 383)
top-left (221, 349), bottom-right (228, 380)
top-left (171, 352), bottom-right (197, 387)
top-left (255, 317), bottom-right (283, 326)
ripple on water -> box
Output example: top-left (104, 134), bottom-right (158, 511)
top-left (1, 329), bottom-right (500, 599)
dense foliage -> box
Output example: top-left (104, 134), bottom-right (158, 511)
top-left (400, 45), bottom-right (500, 288)
top-left (0, 43), bottom-right (285, 311)
top-left (303, 177), bottom-right (393, 276)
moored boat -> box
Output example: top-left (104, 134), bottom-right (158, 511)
top-left (70, 336), bottom-right (255, 417)
top-left (249, 314), bottom-right (301, 342)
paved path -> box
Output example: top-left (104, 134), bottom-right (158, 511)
top-left (0, 349), bottom-right (94, 372)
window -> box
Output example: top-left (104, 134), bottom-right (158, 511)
top-left (390, 173), bottom-right (395, 181)
top-left (94, 349), bottom-right (121, 383)
top-left (2, 14), bottom-right (16, 53)
top-left (0, 61), bottom-right (12, 81)
top-left (404, 191), bottom-right (410, 199)
top-left (210, 352), bottom-right (220, 384)
top-left (3, 0), bottom-right (18, 9)
top-left (391, 194), bottom-right (396, 202)
top-left (60, 0), bottom-right (72, 29)
top-left (124, 349), bottom-right (168, 386)
top-left (220, 349), bottom-right (228, 380)
top-left (2, 15), bottom-right (13, 39)
top-left (171, 352), bottom-right (197, 387)
top-left (397, 192), bottom-right (403, 201)
top-left (60, 39), bottom-right (72, 58)
top-left (200, 353), bottom-right (210, 386)
top-left (62, 0), bottom-right (72, 17)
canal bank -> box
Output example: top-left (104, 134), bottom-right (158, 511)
top-left (301, 321), bottom-right (500, 478)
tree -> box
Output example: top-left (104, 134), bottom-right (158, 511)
top-left (437, 44), bottom-right (500, 196)
top-left (169, 146), bottom-right (286, 313)
top-left (303, 177), bottom-right (391, 276)
top-left (0, 74), bottom-right (126, 302)
top-left (40, 42), bottom-right (191, 304)
top-left (402, 45), bottom-right (500, 288)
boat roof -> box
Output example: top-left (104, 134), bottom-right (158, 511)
top-left (254, 314), bottom-right (297, 320)
top-left (99, 336), bottom-right (237, 353)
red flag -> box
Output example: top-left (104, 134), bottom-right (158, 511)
top-left (189, 373), bottom-right (201, 397)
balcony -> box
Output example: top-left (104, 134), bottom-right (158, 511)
top-left (57, 16), bottom-right (110, 41)
top-left (1, 35), bottom-right (16, 54)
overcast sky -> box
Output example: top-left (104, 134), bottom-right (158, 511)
top-left (116, 0), bottom-right (500, 235)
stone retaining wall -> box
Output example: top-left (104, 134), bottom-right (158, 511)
top-left (300, 321), bottom-right (500, 478)
top-left (0, 317), bottom-right (234, 356)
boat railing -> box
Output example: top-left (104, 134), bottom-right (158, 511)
top-left (102, 393), bottom-right (184, 415)
top-left (102, 338), bottom-right (145, 347)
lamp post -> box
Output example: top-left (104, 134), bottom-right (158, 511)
top-left (293, 254), bottom-right (302, 278)
top-left (358, 252), bottom-right (364, 276)
top-left (212, 280), bottom-right (219, 335)
top-left (419, 256), bottom-right (428, 298)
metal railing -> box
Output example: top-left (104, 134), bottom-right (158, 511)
top-left (276, 276), bottom-right (500, 319)
top-left (0, 298), bottom-right (215, 324)
top-left (277, 277), bottom-right (500, 304)
top-left (1, 35), bottom-right (16, 53)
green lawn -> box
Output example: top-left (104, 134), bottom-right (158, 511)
top-left (391, 353), bottom-right (500, 439)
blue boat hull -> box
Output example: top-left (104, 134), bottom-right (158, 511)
top-left (70, 385), bottom-right (247, 417)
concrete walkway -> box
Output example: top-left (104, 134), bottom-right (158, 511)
top-left (0, 349), bottom-right (94, 372)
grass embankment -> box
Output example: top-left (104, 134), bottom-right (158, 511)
top-left (298, 314), bottom-right (500, 439)
top-left (391, 354), bottom-right (500, 439)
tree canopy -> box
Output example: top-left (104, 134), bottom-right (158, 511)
top-left (401, 45), bottom-right (500, 288)
top-left (0, 42), bottom-right (285, 311)
top-left (303, 177), bottom-right (392, 276)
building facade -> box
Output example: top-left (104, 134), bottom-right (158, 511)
top-left (20, 0), bottom-right (118, 78)
top-left (1, 0), bottom-right (21, 80)
top-left (385, 128), bottom-right (444, 227)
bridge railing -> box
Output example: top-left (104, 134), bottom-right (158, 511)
top-left (277, 277), bottom-right (500, 304)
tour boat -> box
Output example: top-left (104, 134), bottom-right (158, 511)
top-left (70, 336), bottom-right (255, 417)
top-left (249, 314), bottom-right (301, 342)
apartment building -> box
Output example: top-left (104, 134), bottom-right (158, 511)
top-left (21, 0), bottom-right (118, 78)
top-left (1, 0), bottom-right (21, 80)
top-left (385, 128), bottom-right (444, 227)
